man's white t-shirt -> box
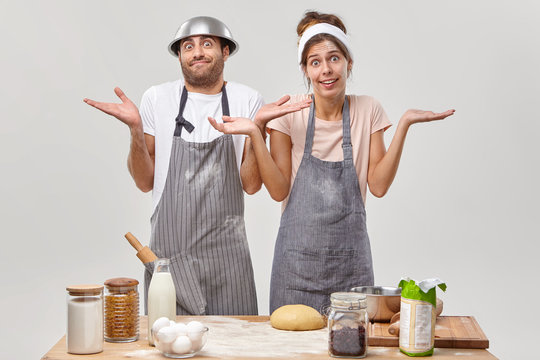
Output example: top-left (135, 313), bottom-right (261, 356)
top-left (140, 79), bottom-right (264, 210)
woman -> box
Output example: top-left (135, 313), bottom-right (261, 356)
top-left (210, 11), bottom-right (454, 313)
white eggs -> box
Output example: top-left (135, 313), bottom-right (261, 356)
top-left (171, 322), bottom-right (189, 336)
top-left (188, 330), bottom-right (203, 342)
top-left (152, 317), bottom-right (171, 336)
top-left (156, 326), bottom-right (177, 344)
top-left (187, 320), bottom-right (205, 343)
top-left (190, 337), bottom-right (203, 351)
top-left (158, 341), bottom-right (172, 354)
top-left (153, 320), bottom-right (207, 356)
top-left (171, 335), bottom-right (192, 354)
top-left (187, 320), bottom-right (204, 333)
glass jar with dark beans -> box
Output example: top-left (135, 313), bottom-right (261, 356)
top-left (327, 292), bottom-right (368, 358)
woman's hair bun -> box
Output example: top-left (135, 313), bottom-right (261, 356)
top-left (297, 11), bottom-right (347, 37)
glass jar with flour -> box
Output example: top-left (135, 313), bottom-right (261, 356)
top-left (66, 284), bottom-right (104, 354)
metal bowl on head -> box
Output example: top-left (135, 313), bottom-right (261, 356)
top-left (168, 16), bottom-right (239, 57)
top-left (350, 286), bottom-right (401, 322)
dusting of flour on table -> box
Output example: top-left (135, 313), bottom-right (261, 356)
top-left (198, 316), bottom-right (327, 357)
top-left (124, 349), bottom-right (161, 358)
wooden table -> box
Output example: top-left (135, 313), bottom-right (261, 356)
top-left (42, 316), bottom-right (497, 359)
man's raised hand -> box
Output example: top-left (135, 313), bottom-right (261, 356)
top-left (84, 87), bottom-right (142, 129)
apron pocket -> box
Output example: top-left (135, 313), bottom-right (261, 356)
top-left (169, 253), bottom-right (207, 315)
top-left (285, 248), bottom-right (361, 294)
top-left (144, 254), bottom-right (207, 315)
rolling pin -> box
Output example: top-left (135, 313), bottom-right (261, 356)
top-left (125, 232), bottom-right (157, 264)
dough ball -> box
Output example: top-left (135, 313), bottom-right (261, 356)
top-left (270, 304), bottom-right (325, 331)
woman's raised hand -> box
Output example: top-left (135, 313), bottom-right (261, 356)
top-left (208, 116), bottom-right (259, 137)
top-left (255, 95), bottom-right (312, 126)
top-left (400, 109), bottom-right (455, 126)
top-left (84, 87), bottom-right (142, 129)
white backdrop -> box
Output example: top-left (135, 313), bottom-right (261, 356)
top-left (1, 1), bottom-right (538, 359)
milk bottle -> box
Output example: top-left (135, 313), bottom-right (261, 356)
top-left (147, 258), bottom-right (176, 345)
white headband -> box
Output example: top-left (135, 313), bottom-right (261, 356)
top-left (297, 23), bottom-right (353, 69)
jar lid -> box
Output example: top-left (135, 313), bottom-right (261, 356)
top-left (330, 292), bottom-right (367, 309)
top-left (104, 277), bottom-right (139, 288)
top-left (66, 284), bottom-right (104, 296)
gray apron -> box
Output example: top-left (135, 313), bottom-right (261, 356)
top-left (144, 84), bottom-right (258, 316)
top-left (269, 96), bottom-right (374, 314)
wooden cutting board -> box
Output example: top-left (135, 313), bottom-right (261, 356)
top-left (368, 316), bottom-right (489, 349)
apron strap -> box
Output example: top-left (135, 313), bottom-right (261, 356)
top-left (221, 83), bottom-right (230, 117)
top-left (341, 96), bottom-right (353, 162)
top-left (303, 95), bottom-right (353, 162)
top-left (174, 83), bottom-right (229, 137)
top-left (303, 95), bottom-right (316, 155)
top-left (174, 87), bottom-right (194, 137)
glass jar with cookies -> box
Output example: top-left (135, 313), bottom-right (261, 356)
top-left (104, 277), bottom-right (139, 342)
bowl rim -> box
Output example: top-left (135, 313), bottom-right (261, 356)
top-left (350, 286), bottom-right (401, 296)
top-left (153, 326), bottom-right (210, 337)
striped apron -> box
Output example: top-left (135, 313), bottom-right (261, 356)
top-left (269, 96), bottom-right (374, 314)
top-left (144, 84), bottom-right (258, 315)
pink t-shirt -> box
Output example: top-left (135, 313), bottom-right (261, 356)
top-left (267, 94), bottom-right (391, 211)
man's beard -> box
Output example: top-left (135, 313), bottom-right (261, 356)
top-left (181, 56), bottom-right (224, 89)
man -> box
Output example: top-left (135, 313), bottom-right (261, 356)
top-left (84, 16), bottom-right (264, 315)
